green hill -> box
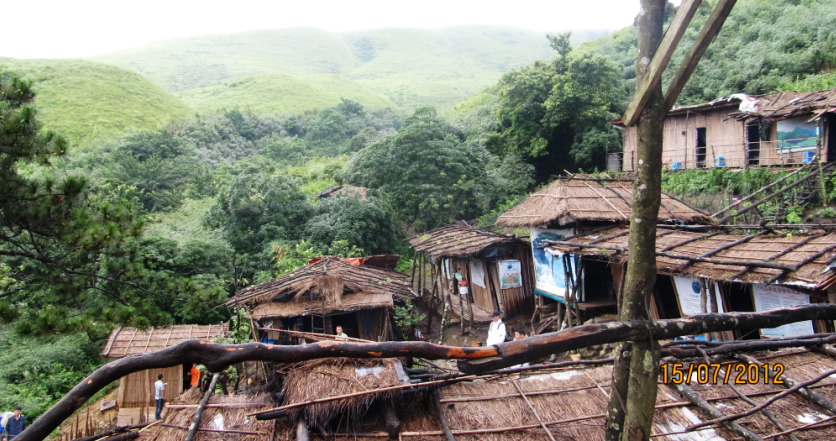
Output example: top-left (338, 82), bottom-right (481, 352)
top-left (88, 26), bottom-right (559, 110)
top-left (0, 58), bottom-right (193, 147)
top-left (176, 72), bottom-right (397, 116)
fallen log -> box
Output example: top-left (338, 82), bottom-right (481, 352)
top-left (183, 373), bottom-right (219, 441)
top-left (254, 410), bottom-right (288, 421)
top-left (68, 424), bottom-right (149, 441)
top-left (18, 304), bottom-right (836, 441)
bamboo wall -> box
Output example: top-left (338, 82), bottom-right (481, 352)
top-left (354, 308), bottom-right (392, 341)
top-left (439, 245), bottom-right (536, 317)
top-left (117, 366), bottom-right (183, 408)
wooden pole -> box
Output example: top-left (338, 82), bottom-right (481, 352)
top-left (672, 381), bottom-right (763, 441)
top-left (427, 264), bottom-right (438, 336)
top-left (183, 373), bottom-right (219, 441)
top-left (432, 392), bottom-right (456, 441)
top-left (383, 404), bottom-right (401, 441)
top-left (510, 378), bottom-right (557, 441)
top-left (716, 167), bottom-right (824, 224)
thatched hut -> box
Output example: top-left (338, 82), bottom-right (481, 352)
top-left (492, 177), bottom-right (711, 329)
top-left (101, 324), bottom-right (228, 422)
top-left (152, 388), bottom-right (279, 441)
top-left (312, 344), bottom-right (836, 440)
top-left (408, 221), bottom-right (536, 320)
top-left (548, 225), bottom-right (836, 338)
top-left (226, 257), bottom-right (411, 342)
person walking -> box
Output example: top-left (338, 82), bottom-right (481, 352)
top-left (154, 374), bottom-right (167, 420)
top-left (3, 407), bottom-right (25, 441)
top-left (486, 311), bottom-right (507, 346)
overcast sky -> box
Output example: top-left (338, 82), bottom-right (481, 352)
top-left (3, 0), bottom-right (644, 59)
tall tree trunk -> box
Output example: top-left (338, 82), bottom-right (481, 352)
top-left (605, 1), bottom-right (666, 440)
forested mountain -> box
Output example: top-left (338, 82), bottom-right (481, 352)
top-left (0, 58), bottom-right (193, 147)
top-left (88, 26), bottom-right (561, 109)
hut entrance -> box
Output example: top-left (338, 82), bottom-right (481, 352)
top-left (827, 114), bottom-right (836, 161)
top-left (724, 282), bottom-right (758, 340)
top-left (696, 127), bottom-right (707, 168)
top-left (746, 121), bottom-right (762, 165)
top-left (653, 275), bottom-right (681, 319)
top-left (331, 312), bottom-right (359, 339)
top-left (581, 260), bottom-right (615, 305)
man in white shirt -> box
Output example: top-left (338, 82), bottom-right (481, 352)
top-left (154, 374), bottom-right (167, 420)
top-left (486, 311), bottom-right (506, 346)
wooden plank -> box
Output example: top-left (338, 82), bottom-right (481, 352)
top-left (622, 0), bottom-right (703, 126)
top-left (664, 0), bottom-right (738, 112)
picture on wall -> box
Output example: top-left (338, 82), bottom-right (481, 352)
top-left (777, 117), bottom-right (819, 153)
top-left (531, 228), bottom-right (580, 299)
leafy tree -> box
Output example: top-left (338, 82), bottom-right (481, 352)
top-left (303, 194), bottom-right (399, 255)
top-left (207, 173), bottom-right (312, 259)
top-left (490, 33), bottom-right (624, 181)
top-left (0, 77), bottom-right (218, 336)
top-left (305, 108), bottom-right (354, 155)
top-left (346, 107), bottom-right (504, 230)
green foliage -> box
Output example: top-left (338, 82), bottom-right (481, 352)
top-left (576, 0), bottom-right (836, 105)
top-left (346, 107), bottom-right (532, 230)
top-left (393, 299), bottom-right (425, 337)
top-left (0, 76), bottom-right (219, 335)
top-left (0, 58), bottom-right (193, 147)
top-left (0, 327), bottom-right (105, 421)
top-left (816, 207), bottom-right (836, 218)
top-left (490, 34), bottom-right (624, 180)
top-left (303, 194), bottom-right (399, 255)
top-left (786, 205), bottom-right (804, 224)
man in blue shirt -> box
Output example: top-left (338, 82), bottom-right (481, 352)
top-left (3, 407), bottom-right (25, 441)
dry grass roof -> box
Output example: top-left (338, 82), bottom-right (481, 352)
top-left (152, 388), bottom-right (278, 441)
top-left (251, 292), bottom-right (394, 319)
top-left (407, 221), bottom-right (521, 259)
top-left (280, 358), bottom-right (404, 430)
top-left (339, 348), bottom-right (836, 440)
top-left (225, 258), bottom-right (409, 311)
top-left (102, 324), bottom-right (228, 358)
top-left (496, 178), bottom-right (713, 228)
top-left (547, 226), bottom-right (836, 289)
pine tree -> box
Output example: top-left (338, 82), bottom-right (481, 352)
top-left (0, 76), bottom-right (220, 337)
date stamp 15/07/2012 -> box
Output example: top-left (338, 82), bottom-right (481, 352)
top-left (661, 363), bottom-right (785, 385)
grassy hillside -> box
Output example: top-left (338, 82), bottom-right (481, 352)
top-left (89, 26), bottom-right (559, 110)
top-left (176, 72), bottom-right (396, 116)
top-left (0, 58), bottom-right (193, 147)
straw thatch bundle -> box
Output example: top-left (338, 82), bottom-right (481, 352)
top-left (281, 358), bottom-right (404, 429)
top-left (153, 390), bottom-right (278, 441)
top-left (291, 274), bottom-right (349, 306)
top-left (407, 221), bottom-right (515, 260)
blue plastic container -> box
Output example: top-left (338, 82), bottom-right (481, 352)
top-left (670, 161), bottom-right (682, 170)
top-left (715, 157), bottom-right (725, 167)
top-left (803, 151), bottom-right (815, 163)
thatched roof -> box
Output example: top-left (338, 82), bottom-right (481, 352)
top-left (496, 178), bottom-right (713, 228)
top-left (152, 388), bottom-right (278, 441)
top-left (251, 292), bottom-right (394, 319)
top-left (547, 226), bottom-right (836, 289)
top-left (280, 358), bottom-right (405, 430)
top-left (407, 221), bottom-right (521, 259)
top-left (333, 347), bottom-right (836, 440)
top-left (225, 258), bottom-right (410, 313)
top-left (102, 324), bottom-right (228, 358)
top-left (666, 87), bottom-right (836, 122)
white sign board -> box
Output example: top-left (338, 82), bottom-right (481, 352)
top-left (752, 284), bottom-right (813, 338)
top-left (469, 258), bottom-right (486, 288)
top-left (531, 227), bottom-right (578, 298)
top-left (673, 277), bottom-right (724, 316)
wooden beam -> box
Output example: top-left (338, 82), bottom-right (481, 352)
top-left (672, 381), bottom-right (763, 441)
top-left (433, 392), bottom-right (456, 441)
top-left (183, 373), bottom-right (219, 441)
top-left (622, 0), bottom-right (704, 126)
top-left (510, 378), bottom-right (557, 441)
top-left (664, 0), bottom-right (739, 112)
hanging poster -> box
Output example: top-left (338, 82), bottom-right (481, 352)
top-left (469, 258), bottom-right (486, 288)
top-left (443, 258), bottom-right (451, 279)
top-left (499, 260), bottom-right (522, 289)
top-left (777, 117), bottom-right (819, 153)
top-left (752, 284), bottom-right (813, 338)
top-left (531, 227), bottom-right (579, 299)
top-left (672, 277), bottom-right (725, 316)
